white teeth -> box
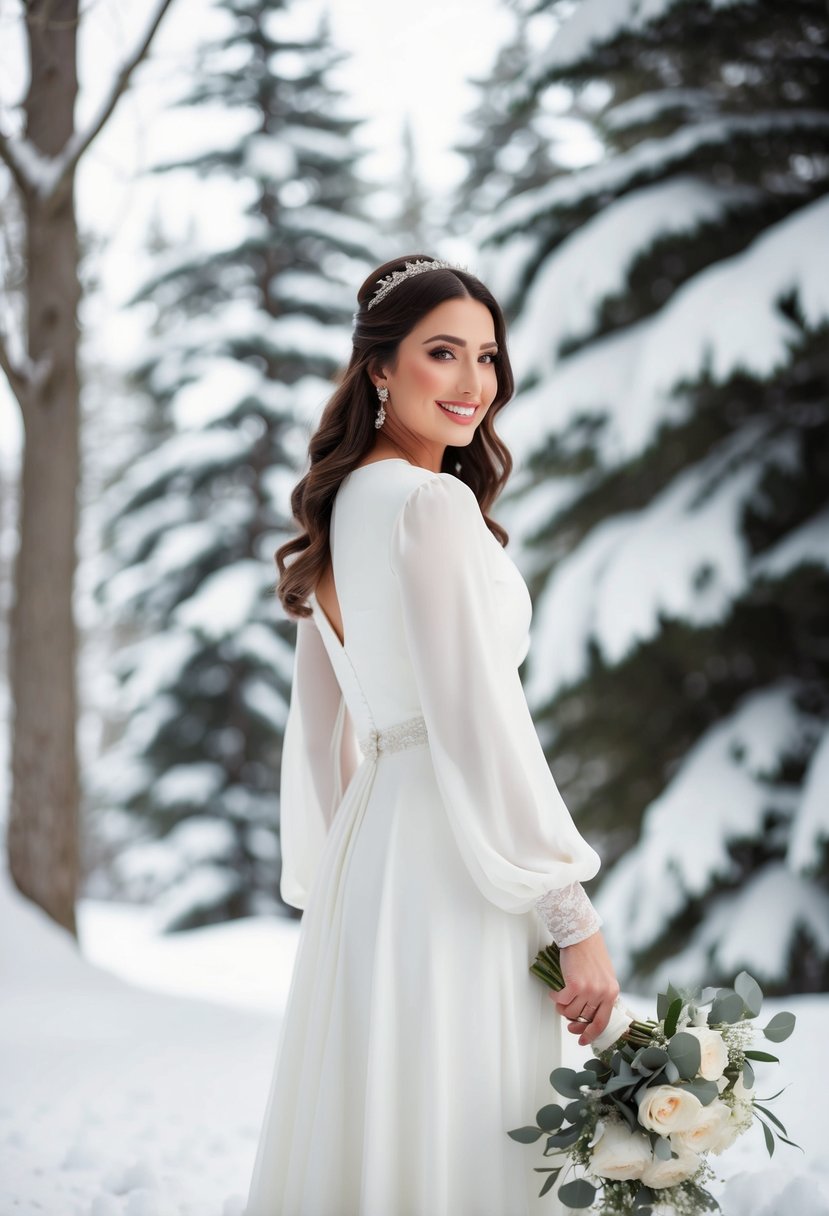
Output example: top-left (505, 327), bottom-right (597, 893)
top-left (438, 402), bottom-right (475, 416)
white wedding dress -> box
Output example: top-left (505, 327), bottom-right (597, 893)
top-left (244, 459), bottom-right (603, 1216)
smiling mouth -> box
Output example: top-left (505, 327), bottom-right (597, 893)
top-left (436, 401), bottom-right (478, 418)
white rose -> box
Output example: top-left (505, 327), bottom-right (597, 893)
top-left (709, 1110), bottom-right (745, 1156)
top-left (641, 1141), bottom-right (701, 1189)
top-left (638, 1086), bottom-right (704, 1134)
top-left (671, 1098), bottom-right (732, 1153)
top-left (590, 1120), bottom-right (653, 1181)
top-left (681, 1026), bottom-right (729, 1081)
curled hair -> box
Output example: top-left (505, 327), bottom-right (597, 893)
top-left (275, 253), bottom-right (516, 620)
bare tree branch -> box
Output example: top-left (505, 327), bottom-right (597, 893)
top-left (0, 128), bottom-right (36, 197)
top-left (0, 324), bottom-right (28, 407)
top-left (47, 0), bottom-right (177, 201)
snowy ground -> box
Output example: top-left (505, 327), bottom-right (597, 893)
top-left (1, 864), bottom-right (827, 1216)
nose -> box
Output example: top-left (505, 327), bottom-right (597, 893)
top-left (456, 358), bottom-right (484, 400)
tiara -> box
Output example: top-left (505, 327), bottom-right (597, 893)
top-left (366, 258), bottom-right (461, 311)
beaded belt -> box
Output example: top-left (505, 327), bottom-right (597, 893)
top-left (358, 714), bottom-right (429, 762)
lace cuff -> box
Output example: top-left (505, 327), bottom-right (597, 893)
top-left (534, 881), bottom-right (603, 947)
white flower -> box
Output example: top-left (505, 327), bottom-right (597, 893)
top-left (682, 1026), bottom-right (729, 1081)
top-left (638, 1085), bottom-right (704, 1134)
top-left (731, 1073), bottom-right (756, 1103)
top-left (641, 1141), bottom-right (701, 1188)
top-left (691, 1007), bottom-right (709, 1027)
top-left (590, 1120), bottom-right (653, 1180)
top-left (671, 1098), bottom-right (732, 1153)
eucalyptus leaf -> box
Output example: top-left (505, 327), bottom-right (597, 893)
top-left (539, 1172), bottom-right (559, 1197)
top-left (638, 1046), bottom-right (669, 1070)
top-left (677, 1078), bottom-right (719, 1106)
top-left (633, 1183), bottom-right (656, 1209)
top-left (663, 996), bottom-right (683, 1038)
top-left (709, 991), bottom-right (745, 1025)
top-left (545, 1125), bottom-right (581, 1149)
top-left (653, 1135), bottom-right (674, 1161)
top-left (763, 1012), bottom-right (796, 1043)
top-left (558, 1178), bottom-right (597, 1208)
top-left (754, 1102), bottom-right (788, 1136)
top-left (656, 991), bottom-right (669, 1020)
top-left (667, 1032), bottom-right (702, 1079)
top-left (536, 1104), bottom-right (564, 1132)
top-left (758, 1115), bottom-right (775, 1158)
top-left (734, 971), bottom-right (764, 1017)
top-left (744, 1050), bottom-right (779, 1063)
top-left (610, 1094), bottom-right (638, 1132)
top-left (550, 1067), bottom-right (581, 1098)
top-left (565, 1098), bottom-right (588, 1124)
top-left (664, 1059), bottom-right (680, 1083)
top-left (508, 1126), bottom-right (544, 1143)
top-left (603, 1073), bottom-right (639, 1095)
top-left (742, 1059), bottom-right (755, 1089)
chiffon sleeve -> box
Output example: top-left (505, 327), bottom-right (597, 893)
top-left (279, 612), bottom-right (361, 910)
top-left (389, 473), bottom-right (603, 929)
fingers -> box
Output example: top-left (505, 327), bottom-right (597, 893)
top-left (576, 994), bottom-right (615, 1047)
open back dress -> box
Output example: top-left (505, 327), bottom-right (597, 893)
top-left (244, 458), bottom-right (603, 1216)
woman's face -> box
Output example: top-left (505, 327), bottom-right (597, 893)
top-left (371, 295), bottom-right (500, 463)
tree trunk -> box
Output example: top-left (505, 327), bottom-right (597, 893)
top-left (7, 0), bottom-right (81, 935)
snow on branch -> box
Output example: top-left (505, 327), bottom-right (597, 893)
top-left (0, 323), bottom-right (52, 408)
top-left (0, 0), bottom-right (175, 203)
top-left (479, 110), bottom-right (829, 242)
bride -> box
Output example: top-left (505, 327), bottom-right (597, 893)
top-left (244, 254), bottom-right (620, 1215)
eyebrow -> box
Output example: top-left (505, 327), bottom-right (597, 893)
top-left (422, 333), bottom-right (499, 349)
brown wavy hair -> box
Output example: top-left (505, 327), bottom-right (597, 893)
top-left (275, 253), bottom-right (516, 621)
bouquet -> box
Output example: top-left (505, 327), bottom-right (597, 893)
top-left (508, 944), bottom-right (799, 1214)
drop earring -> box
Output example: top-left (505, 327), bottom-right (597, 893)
top-left (375, 384), bottom-right (389, 429)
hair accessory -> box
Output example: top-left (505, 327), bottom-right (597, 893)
top-left (366, 258), bottom-right (460, 311)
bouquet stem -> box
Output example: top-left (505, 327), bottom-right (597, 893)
top-left (531, 943), bottom-right (658, 1050)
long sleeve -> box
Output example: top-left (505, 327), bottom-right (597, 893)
top-left (279, 612), bottom-right (361, 910)
top-left (389, 473), bottom-right (602, 921)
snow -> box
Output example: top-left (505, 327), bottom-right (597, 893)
top-left (480, 112), bottom-right (829, 242)
top-left (154, 765), bottom-right (226, 810)
top-left (533, 0), bottom-right (757, 75)
top-left (2, 863), bottom-right (828, 1214)
top-left (604, 89), bottom-right (716, 132)
top-left (753, 506), bottom-right (829, 581)
top-left (523, 424), bottom-right (803, 700)
top-left (503, 194), bottom-right (829, 477)
top-left (645, 862), bottom-right (829, 993)
top-left (174, 561), bottom-right (270, 641)
top-left (788, 726), bottom-right (829, 873)
top-left (596, 682), bottom-right (826, 969)
top-left (508, 175), bottom-right (764, 366)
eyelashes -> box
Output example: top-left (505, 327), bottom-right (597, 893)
top-left (428, 346), bottom-right (500, 364)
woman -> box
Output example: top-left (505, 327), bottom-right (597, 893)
top-left (244, 255), bottom-right (620, 1216)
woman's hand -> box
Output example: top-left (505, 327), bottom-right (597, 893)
top-left (549, 930), bottom-right (620, 1048)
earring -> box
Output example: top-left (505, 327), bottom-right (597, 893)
top-left (375, 384), bottom-right (389, 429)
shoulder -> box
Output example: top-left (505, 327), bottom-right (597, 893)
top-left (395, 470), bottom-right (481, 526)
top-left (389, 472), bottom-right (485, 572)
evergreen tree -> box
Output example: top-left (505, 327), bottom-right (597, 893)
top-left (92, 0), bottom-right (381, 931)
top-left (463, 0), bottom-right (829, 991)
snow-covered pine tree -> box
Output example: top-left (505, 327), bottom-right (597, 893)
top-left (466, 0), bottom-right (829, 991)
top-left (91, 0), bottom-right (381, 931)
